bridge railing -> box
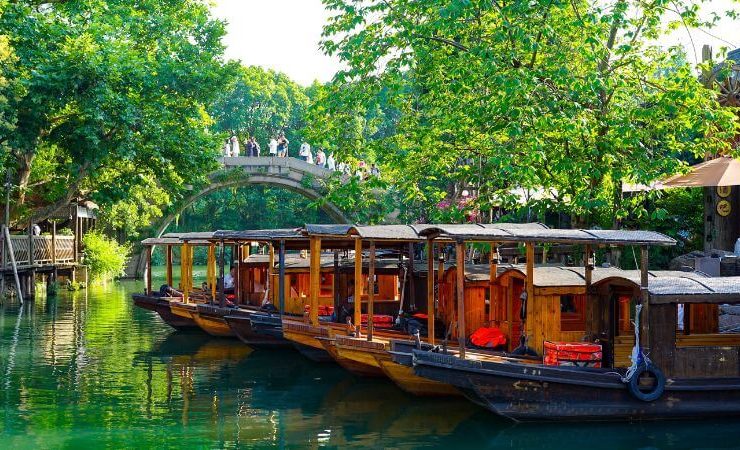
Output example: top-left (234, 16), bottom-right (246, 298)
top-left (218, 156), bottom-right (334, 179)
top-left (1, 235), bottom-right (76, 269)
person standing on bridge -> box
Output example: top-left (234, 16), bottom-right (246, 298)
top-left (299, 141), bottom-right (311, 162)
top-left (316, 149), bottom-right (326, 167)
top-left (230, 134), bottom-right (240, 157)
top-left (223, 139), bottom-right (231, 157)
top-left (327, 153), bottom-right (336, 171)
top-left (277, 135), bottom-right (289, 157)
top-left (268, 137), bottom-right (278, 157)
top-left (251, 136), bottom-right (261, 156)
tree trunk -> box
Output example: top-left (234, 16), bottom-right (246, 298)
top-left (29, 163), bottom-right (90, 224)
top-left (15, 151), bottom-right (34, 206)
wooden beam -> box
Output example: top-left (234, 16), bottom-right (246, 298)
top-left (267, 243), bottom-right (274, 306)
top-left (165, 244), bottom-right (173, 287)
top-left (489, 244), bottom-right (497, 323)
top-left (584, 244), bottom-right (593, 289)
top-left (278, 240), bottom-right (286, 314)
top-left (525, 242), bottom-right (535, 339)
top-left (51, 221), bottom-right (57, 265)
top-left (309, 237), bottom-right (321, 326)
top-left (354, 238), bottom-right (363, 329)
top-left (456, 240), bottom-right (466, 359)
top-left (427, 239), bottom-right (435, 345)
top-left (368, 240), bottom-right (376, 341)
top-left (407, 242), bottom-right (416, 309)
top-left (218, 240), bottom-right (225, 307)
top-left (145, 245), bottom-right (152, 295)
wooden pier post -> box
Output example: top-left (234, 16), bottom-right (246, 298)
top-left (640, 246), bottom-right (650, 353)
top-left (3, 225), bottom-right (23, 302)
top-left (525, 243), bottom-right (535, 340)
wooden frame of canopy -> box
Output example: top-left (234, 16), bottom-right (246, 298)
top-left (418, 225), bottom-right (676, 359)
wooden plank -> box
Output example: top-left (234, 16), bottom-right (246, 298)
top-left (649, 303), bottom-right (676, 376)
top-left (427, 239), bottom-right (435, 344)
top-left (368, 240), bottom-right (376, 341)
top-left (456, 240), bottom-right (466, 359)
top-left (309, 237), bottom-right (321, 326)
top-left (536, 286), bottom-right (587, 296)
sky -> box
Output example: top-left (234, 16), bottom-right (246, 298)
top-left (211, 0), bottom-right (739, 87)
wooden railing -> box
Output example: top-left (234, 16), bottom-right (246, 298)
top-left (1, 235), bottom-right (75, 269)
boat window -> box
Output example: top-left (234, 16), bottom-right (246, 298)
top-left (560, 294), bottom-right (586, 332)
top-left (676, 304), bottom-right (740, 335)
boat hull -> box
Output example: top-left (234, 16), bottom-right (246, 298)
top-left (319, 337), bottom-right (385, 377)
top-left (282, 320), bottom-right (334, 362)
top-left (224, 312), bottom-right (291, 347)
top-left (413, 350), bottom-right (740, 422)
top-left (333, 336), bottom-right (386, 377)
top-left (194, 304), bottom-right (236, 338)
top-left (132, 294), bottom-right (198, 330)
top-left (378, 359), bottom-right (460, 397)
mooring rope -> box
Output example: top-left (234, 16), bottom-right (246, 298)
top-left (622, 303), bottom-right (650, 383)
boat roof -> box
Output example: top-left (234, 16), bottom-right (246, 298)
top-left (418, 225), bottom-right (675, 246)
top-left (647, 277), bottom-right (740, 304)
top-left (493, 265), bottom-right (708, 288)
top-left (213, 228), bottom-right (304, 241)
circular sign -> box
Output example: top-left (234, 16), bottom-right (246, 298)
top-left (717, 186), bottom-right (732, 198)
top-left (717, 199), bottom-right (732, 217)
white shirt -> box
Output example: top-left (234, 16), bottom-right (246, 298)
top-left (327, 155), bottom-right (336, 170)
top-left (268, 139), bottom-right (278, 155)
top-left (299, 143), bottom-right (310, 157)
top-left (224, 273), bottom-right (235, 289)
top-left (230, 137), bottom-right (240, 156)
top-left (306, 152), bottom-right (314, 164)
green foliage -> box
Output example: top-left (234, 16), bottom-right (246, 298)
top-left (82, 231), bottom-right (131, 282)
top-left (211, 66), bottom-right (310, 152)
top-left (1, 0), bottom-right (234, 228)
top-left (318, 0), bottom-right (740, 227)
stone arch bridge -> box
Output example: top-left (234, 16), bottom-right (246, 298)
top-left (129, 157), bottom-right (349, 276)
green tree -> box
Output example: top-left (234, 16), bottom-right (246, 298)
top-left (319, 0), bottom-right (739, 226)
top-left (1, 0), bottom-right (233, 227)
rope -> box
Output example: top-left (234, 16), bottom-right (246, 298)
top-left (622, 303), bottom-right (651, 383)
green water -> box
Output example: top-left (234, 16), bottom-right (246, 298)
top-left (2, 282), bottom-right (740, 449)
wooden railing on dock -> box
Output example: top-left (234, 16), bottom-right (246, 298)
top-left (1, 235), bottom-right (75, 269)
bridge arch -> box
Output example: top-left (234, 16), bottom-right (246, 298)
top-left (156, 157), bottom-right (349, 237)
top-left (129, 157), bottom-right (349, 276)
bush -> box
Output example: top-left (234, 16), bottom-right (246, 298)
top-left (82, 231), bottom-right (131, 282)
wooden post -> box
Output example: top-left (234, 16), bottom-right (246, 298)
top-left (426, 239), bottom-right (435, 345)
top-left (309, 237), bottom-right (321, 326)
top-left (640, 245), bottom-right (650, 352)
top-left (333, 250), bottom-right (340, 315)
top-left (74, 211), bottom-right (79, 263)
top-left (51, 221), bottom-right (57, 265)
top-left (3, 225), bottom-right (23, 303)
top-left (181, 243), bottom-right (190, 303)
top-left (407, 242), bottom-right (416, 309)
top-left (354, 238), bottom-right (363, 329)
top-left (584, 245), bottom-right (593, 289)
top-left (367, 240), bottom-right (376, 341)
top-left (165, 245), bottom-right (173, 287)
top-left (235, 244), bottom-right (242, 304)
top-left (278, 240), bottom-right (286, 314)
top-left (145, 245), bottom-right (152, 295)
top-left (266, 243), bottom-right (274, 305)
top-left (489, 244), bottom-right (498, 323)
top-left (525, 243), bottom-right (535, 339)
top-left (28, 219), bottom-right (34, 267)
top-left (218, 240), bottom-right (226, 308)
top-left (456, 240), bottom-right (466, 359)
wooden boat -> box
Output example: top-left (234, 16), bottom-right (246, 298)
top-left (410, 224), bottom-right (740, 421)
top-left (132, 293), bottom-right (199, 330)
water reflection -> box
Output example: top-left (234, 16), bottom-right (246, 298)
top-left (2, 282), bottom-right (740, 449)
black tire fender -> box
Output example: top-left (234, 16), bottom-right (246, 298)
top-left (628, 363), bottom-right (666, 402)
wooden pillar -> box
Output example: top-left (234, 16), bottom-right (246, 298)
top-left (218, 240), bottom-right (226, 307)
top-left (165, 245), bottom-right (173, 287)
top-left (525, 242), bottom-right (535, 339)
top-left (640, 245), bottom-right (650, 352)
top-left (51, 221), bottom-right (57, 265)
top-left (456, 240), bottom-right (466, 359)
top-left (28, 219), bottom-right (34, 267)
top-left (354, 238), bottom-right (363, 328)
top-left (278, 240), bottom-right (286, 314)
top-left (367, 240), bottom-right (376, 341)
top-left (407, 242), bottom-right (416, 309)
top-left (489, 244), bottom-right (498, 322)
top-left (181, 243), bottom-right (191, 303)
top-left (145, 245), bottom-right (152, 295)
top-left (309, 237), bottom-right (321, 326)
top-left (235, 244), bottom-right (242, 303)
top-left (74, 212), bottom-right (79, 263)
top-left (267, 243), bottom-right (274, 305)
top-left (426, 239), bottom-right (435, 345)
top-left (584, 245), bottom-right (593, 289)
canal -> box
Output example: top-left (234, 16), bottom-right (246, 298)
top-left (2, 280), bottom-right (740, 449)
